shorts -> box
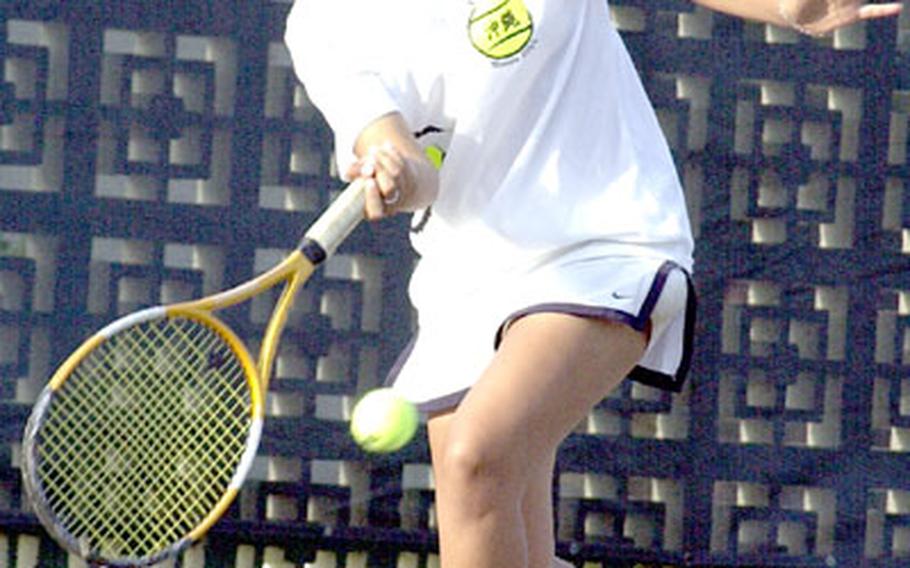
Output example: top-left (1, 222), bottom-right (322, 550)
top-left (385, 254), bottom-right (696, 413)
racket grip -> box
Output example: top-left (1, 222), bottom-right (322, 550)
top-left (303, 181), bottom-right (365, 257)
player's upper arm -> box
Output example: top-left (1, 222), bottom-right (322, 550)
top-left (284, 0), bottom-right (404, 170)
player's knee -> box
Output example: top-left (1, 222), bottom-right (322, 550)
top-left (439, 438), bottom-right (496, 484)
top-left (437, 436), bottom-right (520, 501)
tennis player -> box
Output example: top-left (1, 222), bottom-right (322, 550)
top-left (285, 1), bottom-right (901, 566)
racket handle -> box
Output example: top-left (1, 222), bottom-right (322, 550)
top-left (303, 181), bottom-right (365, 257)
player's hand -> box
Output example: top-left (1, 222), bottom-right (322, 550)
top-left (780, 0), bottom-right (902, 36)
top-left (347, 142), bottom-right (438, 221)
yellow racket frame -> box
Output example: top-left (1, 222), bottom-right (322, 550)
top-left (23, 181), bottom-right (366, 565)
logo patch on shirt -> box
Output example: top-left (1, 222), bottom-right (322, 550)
top-left (468, 0), bottom-right (534, 60)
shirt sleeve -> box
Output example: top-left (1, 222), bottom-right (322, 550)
top-left (284, 0), bottom-right (407, 176)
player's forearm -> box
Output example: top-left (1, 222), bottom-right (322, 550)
top-left (692, 0), bottom-right (903, 36)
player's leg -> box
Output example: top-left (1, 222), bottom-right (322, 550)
top-left (429, 312), bottom-right (646, 568)
top-left (430, 413), bottom-right (566, 567)
top-left (519, 449), bottom-right (570, 567)
top-left (427, 410), bottom-right (532, 568)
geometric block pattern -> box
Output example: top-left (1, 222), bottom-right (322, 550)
top-left (0, 19), bottom-right (67, 194)
top-left (718, 280), bottom-right (846, 448)
top-left (95, 29), bottom-right (236, 204)
top-left (711, 482), bottom-right (837, 558)
top-left (0, 1), bottom-right (909, 567)
top-left (866, 488), bottom-right (910, 560)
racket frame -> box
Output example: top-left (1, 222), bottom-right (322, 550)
top-left (22, 181), bottom-right (365, 565)
top-left (23, 306), bottom-right (264, 565)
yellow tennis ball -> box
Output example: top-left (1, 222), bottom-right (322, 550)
top-left (350, 388), bottom-right (418, 453)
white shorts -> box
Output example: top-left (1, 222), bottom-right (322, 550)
top-left (386, 254), bottom-right (696, 413)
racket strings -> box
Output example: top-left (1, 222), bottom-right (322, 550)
top-left (33, 317), bottom-right (253, 561)
top-left (42, 325), bottom-right (246, 554)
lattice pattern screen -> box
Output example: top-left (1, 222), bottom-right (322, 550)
top-left (0, 1), bottom-right (908, 567)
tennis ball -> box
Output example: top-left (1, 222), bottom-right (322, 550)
top-left (350, 388), bottom-right (418, 453)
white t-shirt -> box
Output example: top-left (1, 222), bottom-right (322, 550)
top-left (286, 0), bottom-right (694, 320)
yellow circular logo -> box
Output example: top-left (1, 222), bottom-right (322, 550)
top-left (468, 0), bottom-right (534, 60)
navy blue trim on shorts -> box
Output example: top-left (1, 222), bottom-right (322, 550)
top-left (383, 333), bottom-right (472, 413)
top-left (630, 266), bottom-right (696, 393)
top-left (383, 332), bottom-right (418, 388)
top-left (384, 261), bottom-right (697, 412)
top-left (494, 261), bottom-right (695, 393)
top-left (418, 388), bottom-right (471, 414)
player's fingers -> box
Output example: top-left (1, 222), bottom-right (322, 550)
top-left (362, 177), bottom-right (386, 221)
top-left (857, 3), bottom-right (903, 21)
top-left (360, 152), bottom-right (377, 178)
top-left (373, 167), bottom-right (399, 205)
top-left (374, 143), bottom-right (405, 176)
top-left (359, 145), bottom-right (397, 203)
top-left (355, 150), bottom-right (390, 219)
top-left (345, 161), bottom-right (361, 182)
top-left (373, 146), bottom-right (407, 206)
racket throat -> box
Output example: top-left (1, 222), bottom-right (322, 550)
top-left (257, 271), bottom-right (307, 389)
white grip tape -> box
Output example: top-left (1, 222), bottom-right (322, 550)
top-left (304, 182), bottom-right (365, 257)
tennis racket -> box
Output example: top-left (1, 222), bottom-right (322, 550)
top-left (21, 180), bottom-right (366, 566)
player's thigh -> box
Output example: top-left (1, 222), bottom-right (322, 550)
top-left (427, 408), bottom-right (455, 476)
top-left (446, 312), bottom-right (647, 469)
